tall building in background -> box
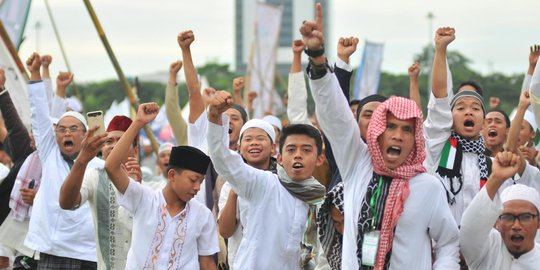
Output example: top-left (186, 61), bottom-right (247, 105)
top-left (234, 0), bottom-right (330, 76)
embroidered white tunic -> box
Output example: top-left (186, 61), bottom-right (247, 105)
top-left (460, 188), bottom-right (540, 270)
top-left (309, 73), bottom-right (460, 270)
top-left (208, 119), bottom-right (310, 270)
top-left (118, 178), bottom-right (219, 269)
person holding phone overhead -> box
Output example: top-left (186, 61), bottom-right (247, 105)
top-left (59, 115), bottom-right (143, 270)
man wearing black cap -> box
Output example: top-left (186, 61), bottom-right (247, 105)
top-left (105, 102), bottom-right (218, 269)
top-left (356, 94), bottom-right (387, 142)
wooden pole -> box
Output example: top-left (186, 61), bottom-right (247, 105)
top-left (82, 0), bottom-right (159, 154)
top-left (44, 0), bottom-right (81, 100)
top-left (0, 20), bottom-right (29, 82)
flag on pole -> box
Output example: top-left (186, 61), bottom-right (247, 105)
top-left (0, 30), bottom-right (30, 128)
top-left (0, 0), bottom-right (32, 49)
top-left (247, 3), bottom-right (284, 119)
top-left (353, 41), bottom-right (384, 100)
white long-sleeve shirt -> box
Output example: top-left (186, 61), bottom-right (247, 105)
top-left (460, 188), bottom-right (540, 270)
top-left (208, 117), bottom-right (309, 270)
top-left (309, 72), bottom-right (460, 270)
top-left (24, 81), bottom-right (103, 261)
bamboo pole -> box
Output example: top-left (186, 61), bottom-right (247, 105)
top-left (82, 0), bottom-right (159, 154)
top-left (44, 0), bottom-right (81, 100)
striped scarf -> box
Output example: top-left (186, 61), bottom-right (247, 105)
top-left (277, 165), bottom-right (326, 268)
top-left (365, 96), bottom-right (426, 270)
top-left (317, 182), bottom-right (344, 270)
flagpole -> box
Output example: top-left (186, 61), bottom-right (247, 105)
top-left (0, 20), bottom-right (29, 81)
top-left (44, 0), bottom-right (81, 100)
top-left (82, 0), bottom-right (159, 154)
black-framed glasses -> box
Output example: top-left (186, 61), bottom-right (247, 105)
top-left (498, 213), bottom-right (538, 225)
top-left (55, 125), bottom-right (82, 134)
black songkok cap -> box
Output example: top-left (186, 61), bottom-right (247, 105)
top-left (230, 104), bottom-right (248, 124)
top-left (168, 146), bottom-right (210, 175)
top-left (356, 94), bottom-right (387, 121)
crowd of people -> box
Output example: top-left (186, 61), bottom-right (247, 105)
top-left (0, 3), bottom-right (539, 270)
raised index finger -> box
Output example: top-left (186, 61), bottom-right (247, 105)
top-left (315, 3), bottom-right (323, 32)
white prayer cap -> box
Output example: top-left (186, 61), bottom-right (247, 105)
top-left (66, 97), bottom-right (83, 113)
top-left (501, 184), bottom-right (540, 213)
top-left (58, 111), bottom-right (87, 129)
top-left (240, 119), bottom-right (275, 143)
top-left (262, 115), bottom-right (282, 131)
top-left (510, 109), bottom-right (538, 132)
top-left (50, 117), bottom-right (59, 125)
top-left (158, 142), bottom-right (174, 155)
top-left (523, 110), bottom-right (538, 132)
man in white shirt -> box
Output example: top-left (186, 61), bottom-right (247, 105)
top-left (301, 4), bottom-right (459, 269)
top-left (59, 115), bottom-right (142, 270)
top-left (24, 53), bottom-right (104, 269)
top-left (461, 151), bottom-right (540, 270)
top-left (105, 102), bottom-right (218, 270)
top-left (207, 90), bottom-right (327, 269)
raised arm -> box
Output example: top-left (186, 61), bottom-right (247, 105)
top-left (207, 91), bottom-right (267, 200)
top-left (0, 69), bottom-right (33, 161)
top-left (461, 151), bottom-right (520, 268)
top-left (105, 103), bottom-right (159, 194)
top-left (178, 30), bottom-right (204, 123)
top-left (232, 77), bottom-right (245, 108)
top-left (431, 27), bottom-right (455, 98)
top-left (287, 39), bottom-right (311, 125)
top-left (408, 62), bottom-right (422, 108)
top-left (59, 126), bottom-right (107, 209)
top-left (335, 36), bottom-right (358, 102)
top-left (50, 71), bottom-right (72, 118)
top-left (165, 60), bottom-right (188, 145)
top-left (507, 91), bottom-right (530, 153)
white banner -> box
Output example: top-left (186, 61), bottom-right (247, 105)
top-left (0, 35), bottom-right (30, 128)
top-left (353, 41), bottom-right (384, 100)
top-left (0, 0), bottom-right (32, 49)
top-left (248, 3), bottom-right (284, 119)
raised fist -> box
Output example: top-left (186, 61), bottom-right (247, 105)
top-left (489, 97), bottom-right (500, 109)
top-left (292, 39), bottom-right (305, 54)
top-left (56, 72), bottom-right (74, 89)
top-left (41, 55), bottom-right (53, 68)
top-left (529, 44), bottom-right (540, 68)
top-left (434, 27), bottom-right (455, 48)
top-left (136, 102), bottom-right (160, 125)
top-left (408, 63), bottom-right (421, 79)
top-left (26, 53), bottom-right (41, 74)
top-left (169, 60), bottom-right (183, 76)
top-left (337, 36), bottom-right (359, 62)
top-left (232, 77), bottom-right (244, 93)
top-left (177, 30), bottom-right (195, 50)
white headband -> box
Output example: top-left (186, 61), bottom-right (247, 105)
top-left (240, 119), bottom-right (276, 143)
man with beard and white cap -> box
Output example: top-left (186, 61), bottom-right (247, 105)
top-left (461, 151), bottom-right (540, 270)
top-left (24, 53), bottom-right (104, 269)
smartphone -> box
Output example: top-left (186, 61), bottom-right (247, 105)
top-left (28, 179), bottom-right (35, 189)
top-left (86, 111), bottom-right (105, 136)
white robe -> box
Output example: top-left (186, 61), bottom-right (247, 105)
top-left (309, 72), bottom-right (460, 270)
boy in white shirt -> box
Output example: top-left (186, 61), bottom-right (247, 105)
top-left (105, 102), bottom-right (219, 270)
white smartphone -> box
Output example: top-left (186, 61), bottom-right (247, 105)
top-left (86, 111), bottom-right (105, 136)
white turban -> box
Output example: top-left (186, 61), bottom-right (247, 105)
top-left (240, 119), bottom-right (275, 143)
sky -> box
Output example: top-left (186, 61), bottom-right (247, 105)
top-left (16, 0), bottom-right (540, 82)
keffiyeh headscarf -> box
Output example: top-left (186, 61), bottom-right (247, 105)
top-left (317, 182), bottom-right (344, 270)
top-left (365, 96), bottom-right (427, 270)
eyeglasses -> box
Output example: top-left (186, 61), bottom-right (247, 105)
top-left (55, 125), bottom-right (82, 134)
top-left (498, 213), bottom-right (538, 225)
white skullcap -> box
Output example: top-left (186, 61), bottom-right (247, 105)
top-left (66, 97), bottom-right (83, 113)
top-left (501, 184), bottom-right (540, 213)
top-left (523, 110), bottom-right (538, 132)
top-left (158, 142), bottom-right (174, 155)
top-left (240, 119), bottom-right (275, 143)
top-left (262, 115), bottom-right (282, 131)
top-left (58, 111), bottom-right (87, 129)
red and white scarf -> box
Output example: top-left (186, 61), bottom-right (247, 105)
top-left (366, 96), bottom-right (426, 270)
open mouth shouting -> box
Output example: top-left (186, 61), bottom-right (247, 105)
top-left (291, 162), bottom-right (304, 172)
top-left (386, 146), bottom-right (402, 160)
top-left (63, 139), bottom-right (74, 151)
top-left (488, 129), bottom-right (498, 138)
